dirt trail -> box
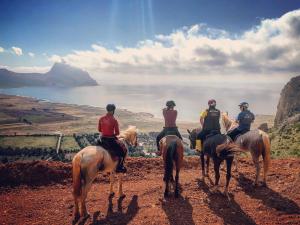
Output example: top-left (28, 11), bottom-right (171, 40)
top-left (0, 157), bottom-right (299, 225)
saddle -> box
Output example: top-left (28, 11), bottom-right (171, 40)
top-left (97, 138), bottom-right (127, 161)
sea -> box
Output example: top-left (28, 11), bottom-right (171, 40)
top-left (0, 81), bottom-right (283, 122)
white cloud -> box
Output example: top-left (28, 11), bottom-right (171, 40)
top-left (3, 65), bottom-right (51, 73)
top-left (0, 47), bottom-right (4, 53)
top-left (48, 9), bottom-right (300, 77)
top-left (48, 54), bottom-right (62, 63)
top-left (28, 52), bottom-right (35, 57)
top-left (11, 46), bottom-right (23, 56)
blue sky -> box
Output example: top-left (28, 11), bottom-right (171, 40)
top-left (0, 0), bottom-right (300, 74)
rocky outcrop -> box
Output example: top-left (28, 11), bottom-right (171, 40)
top-left (274, 75), bottom-right (300, 127)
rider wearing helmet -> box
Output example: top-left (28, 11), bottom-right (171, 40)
top-left (156, 100), bottom-right (182, 152)
top-left (227, 102), bottom-right (255, 141)
top-left (196, 99), bottom-right (221, 150)
top-left (98, 104), bottom-right (126, 173)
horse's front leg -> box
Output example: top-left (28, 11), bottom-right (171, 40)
top-left (224, 157), bottom-right (233, 197)
top-left (200, 152), bottom-right (205, 181)
top-left (211, 159), bottom-right (221, 193)
top-left (109, 172), bottom-right (115, 196)
top-left (117, 174), bottom-right (125, 198)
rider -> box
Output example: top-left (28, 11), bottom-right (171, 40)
top-left (227, 102), bottom-right (255, 141)
top-left (196, 99), bottom-right (221, 150)
top-left (156, 100), bottom-right (182, 152)
top-left (98, 104), bottom-right (126, 173)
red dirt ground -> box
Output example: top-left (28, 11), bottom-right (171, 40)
top-left (0, 157), bottom-right (299, 225)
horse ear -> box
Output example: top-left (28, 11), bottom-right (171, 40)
top-left (187, 129), bottom-right (191, 134)
top-left (226, 111), bottom-right (228, 116)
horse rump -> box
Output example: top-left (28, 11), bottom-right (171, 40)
top-left (164, 140), bottom-right (177, 182)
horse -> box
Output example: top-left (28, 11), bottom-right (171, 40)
top-left (159, 135), bottom-right (184, 198)
top-left (188, 129), bottom-right (240, 196)
top-left (221, 112), bottom-right (271, 186)
top-left (72, 126), bottom-right (138, 221)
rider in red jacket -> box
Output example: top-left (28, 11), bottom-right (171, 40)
top-left (98, 104), bottom-right (126, 173)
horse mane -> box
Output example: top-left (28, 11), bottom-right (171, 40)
top-left (221, 112), bottom-right (238, 132)
top-left (118, 125), bottom-right (138, 140)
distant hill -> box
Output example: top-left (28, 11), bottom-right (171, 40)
top-left (0, 63), bottom-right (98, 88)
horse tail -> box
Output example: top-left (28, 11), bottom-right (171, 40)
top-left (72, 153), bottom-right (83, 198)
top-left (164, 141), bottom-right (177, 182)
top-left (261, 131), bottom-right (271, 175)
top-left (216, 142), bottom-right (239, 159)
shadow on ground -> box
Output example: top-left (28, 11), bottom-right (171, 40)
top-left (90, 194), bottom-right (139, 225)
top-left (237, 173), bottom-right (300, 214)
top-left (198, 179), bottom-right (257, 225)
top-left (161, 194), bottom-right (195, 225)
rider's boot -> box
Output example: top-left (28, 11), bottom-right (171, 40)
top-left (116, 157), bottom-right (127, 173)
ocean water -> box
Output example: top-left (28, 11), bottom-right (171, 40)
top-left (0, 83), bottom-right (282, 122)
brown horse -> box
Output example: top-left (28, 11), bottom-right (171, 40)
top-left (72, 126), bottom-right (138, 221)
top-left (221, 112), bottom-right (271, 186)
top-left (159, 135), bottom-right (184, 198)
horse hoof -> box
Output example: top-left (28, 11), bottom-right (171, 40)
top-left (164, 192), bottom-right (169, 198)
top-left (261, 182), bottom-right (267, 187)
top-left (109, 192), bottom-right (115, 198)
top-left (175, 192), bottom-right (179, 198)
top-left (72, 213), bottom-right (80, 224)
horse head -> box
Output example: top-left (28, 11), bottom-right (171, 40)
top-left (187, 127), bottom-right (201, 149)
top-left (119, 125), bottom-right (138, 147)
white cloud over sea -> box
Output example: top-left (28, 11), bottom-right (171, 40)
top-left (47, 9), bottom-right (300, 80)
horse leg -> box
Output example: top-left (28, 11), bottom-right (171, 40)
top-left (164, 179), bottom-right (169, 198)
top-left (212, 159), bottom-right (221, 193)
top-left (234, 153), bottom-right (239, 173)
top-left (109, 172), bottom-right (115, 196)
top-left (73, 197), bottom-right (80, 222)
top-left (80, 182), bottom-right (92, 218)
top-left (200, 152), bottom-right (205, 181)
top-left (117, 174), bottom-right (125, 198)
top-left (251, 152), bottom-right (261, 186)
top-left (224, 157), bottom-right (233, 196)
top-left (206, 155), bottom-right (210, 178)
top-left (174, 169), bottom-right (180, 198)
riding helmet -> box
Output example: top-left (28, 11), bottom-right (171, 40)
top-left (208, 99), bottom-right (216, 106)
top-left (239, 102), bottom-right (249, 108)
top-left (166, 100), bottom-right (176, 107)
top-left (106, 104), bottom-right (116, 112)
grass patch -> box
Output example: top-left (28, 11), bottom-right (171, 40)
top-left (61, 136), bottom-right (80, 151)
top-left (0, 136), bottom-right (58, 149)
top-left (269, 122), bottom-right (300, 158)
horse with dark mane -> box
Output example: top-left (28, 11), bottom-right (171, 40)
top-left (188, 128), bottom-right (240, 195)
top-left (159, 135), bottom-right (184, 198)
top-left (221, 112), bottom-right (271, 186)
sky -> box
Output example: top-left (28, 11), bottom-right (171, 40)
top-left (0, 0), bottom-right (300, 83)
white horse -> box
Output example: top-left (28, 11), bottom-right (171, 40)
top-left (72, 126), bottom-right (138, 221)
top-left (221, 112), bottom-right (271, 186)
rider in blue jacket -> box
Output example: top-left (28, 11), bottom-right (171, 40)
top-left (227, 102), bottom-right (255, 141)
